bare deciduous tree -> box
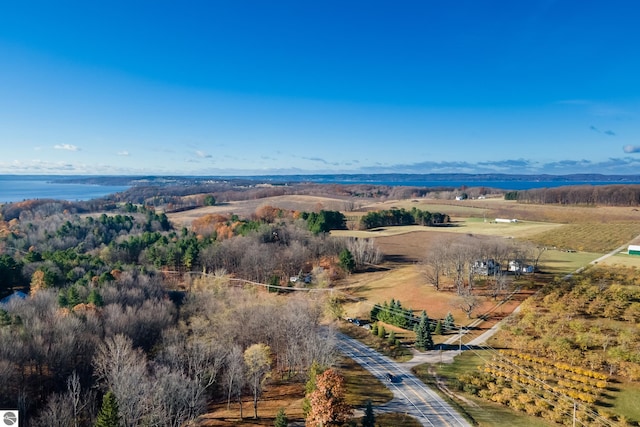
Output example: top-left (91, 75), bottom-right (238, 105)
top-left (346, 237), bottom-right (382, 268)
top-left (223, 345), bottom-right (246, 415)
top-left (421, 248), bottom-right (447, 291)
top-left (457, 292), bottom-right (481, 319)
top-left (93, 334), bottom-right (150, 427)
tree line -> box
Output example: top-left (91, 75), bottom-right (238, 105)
top-left (358, 207), bottom-right (449, 230)
top-left (506, 184), bottom-right (640, 206)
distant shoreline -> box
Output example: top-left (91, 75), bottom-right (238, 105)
top-left (2, 173), bottom-right (640, 204)
top-left (4, 172), bottom-right (640, 187)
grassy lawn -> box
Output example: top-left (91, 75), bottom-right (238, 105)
top-left (412, 351), bottom-right (556, 427)
top-left (538, 248), bottom-right (603, 275)
top-left (605, 380), bottom-right (640, 424)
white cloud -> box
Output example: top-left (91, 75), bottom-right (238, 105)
top-left (54, 144), bottom-right (80, 151)
top-left (117, 151), bottom-right (129, 156)
top-left (623, 145), bottom-right (640, 154)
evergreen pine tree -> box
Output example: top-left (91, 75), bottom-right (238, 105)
top-left (339, 249), bottom-right (355, 273)
top-left (414, 311), bottom-right (431, 350)
top-left (95, 390), bottom-right (120, 427)
top-left (434, 320), bottom-right (443, 335)
top-left (362, 400), bottom-right (375, 427)
top-left (274, 408), bottom-right (288, 427)
top-left (67, 286), bottom-right (81, 307)
top-left (370, 304), bottom-right (380, 321)
top-left (443, 312), bottom-right (455, 331)
top-left (425, 324), bottom-right (434, 350)
top-left (88, 289), bottom-right (104, 306)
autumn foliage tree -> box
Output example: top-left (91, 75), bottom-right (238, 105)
top-left (244, 343), bottom-right (272, 419)
top-left (306, 368), bottom-right (352, 426)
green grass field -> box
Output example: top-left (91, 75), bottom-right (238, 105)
top-left (538, 249), bottom-right (604, 275)
top-left (608, 381), bottom-right (640, 424)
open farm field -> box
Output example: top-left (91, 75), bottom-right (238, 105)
top-left (358, 198), bottom-right (494, 218)
top-left (168, 194), bottom-right (354, 227)
top-left (332, 219), bottom-right (562, 242)
top-left (389, 197), bottom-right (640, 224)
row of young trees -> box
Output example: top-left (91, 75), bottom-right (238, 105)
top-left (370, 299), bottom-right (414, 329)
top-left (371, 310), bottom-right (456, 351)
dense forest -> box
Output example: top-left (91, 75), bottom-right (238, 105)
top-left (0, 198), bottom-right (378, 426)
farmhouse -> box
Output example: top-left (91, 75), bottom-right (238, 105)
top-left (508, 260), bottom-right (534, 274)
top-left (472, 259), bottom-right (500, 275)
top-left (628, 245), bottom-right (640, 255)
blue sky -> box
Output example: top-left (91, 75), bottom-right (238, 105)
top-left (1, 1), bottom-right (639, 175)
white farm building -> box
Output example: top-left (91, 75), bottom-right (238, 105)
top-left (628, 245), bottom-right (640, 255)
top-left (495, 218), bottom-right (518, 223)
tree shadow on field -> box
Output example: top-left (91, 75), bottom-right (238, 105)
top-left (359, 265), bottom-right (391, 273)
top-left (435, 343), bottom-right (492, 351)
top-left (383, 254), bottom-right (415, 264)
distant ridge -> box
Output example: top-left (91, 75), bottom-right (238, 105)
top-left (42, 173), bottom-right (640, 187)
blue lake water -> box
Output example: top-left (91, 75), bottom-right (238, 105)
top-left (0, 176), bottom-right (130, 203)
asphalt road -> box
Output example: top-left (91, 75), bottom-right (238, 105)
top-left (337, 333), bottom-right (471, 427)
